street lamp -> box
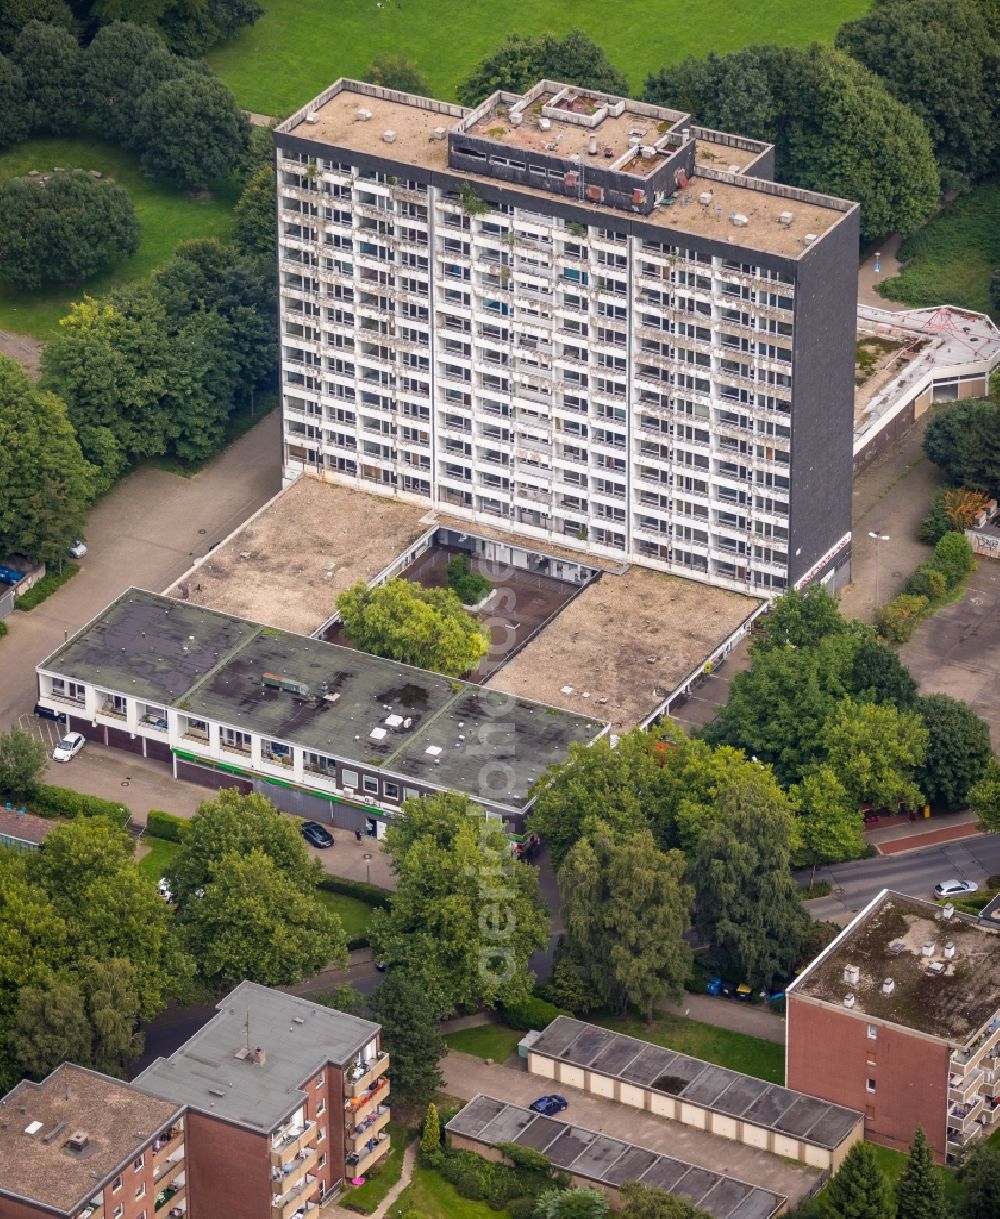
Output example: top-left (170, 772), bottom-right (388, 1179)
top-left (868, 531), bottom-right (890, 611)
top-left (362, 851), bottom-right (372, 886)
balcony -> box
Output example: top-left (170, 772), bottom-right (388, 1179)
top-left (949, 1069), bottom-right (984, 1106)
top-left (347, 1104), bottom-right (390, 1151)
top-left (348, 1135), bottom-right (391, 1178)
top-left (79, 1199), bottom-right (104, 1219)
top-left (346, 1079), bottom-right (390, 1124)
top-left (154, 1173), bottom-right (185, 1213)
top-left (153, 1154), bottom-right (185, 1191)
top-left (949, 1095), bottom-right (986, 1134)
top-left (345, 1055), bottom-right (390, 1099)
top-left (272, 1146), bottom-right (319, 1194)
top-left (271, 1121), bottom-right (317, 1167)
top-left (271, 1173), bottom-right (319, 1219)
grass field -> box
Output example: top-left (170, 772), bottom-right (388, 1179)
top-left (314, 887), bottom-right (377, 941)
top-left (394, 1157), bottom-right (513, 1218)
top-left (136, 837), bottom-right (182, 883)
top-left (343, 1123), bottom-right (415, 1213)
top-left (599, 1011), bottom-right (785, 1084)
top-left (0, 138), bottom-right (239, 340)
top-left (879, 180), bottom-right (1000, 318)
top-left (206, 0), bottom-right (869, 118)
top-left (444, 1023), bottom-right (524, 1063)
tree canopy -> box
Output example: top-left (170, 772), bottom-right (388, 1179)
top-left (10, 19), bottom-right (82, 135)
top-left (893, 1126), bottom-right (944, 1219)
top-left (367, 52), bottom-right (428, 95)
top-left (923, 395), bottom-right (1000, 497)
top-left (368, 791), bottom-right (549, 1012)
top-left (0, 52), bottom-right (28, 147)
top-left (559, 820), bottom-right (691, 1022)
top-left (820, 699), bottom-right (928, 811)
top-left (825, 1141), bottom-right (893, 1219)
top-left (969, 757), bottom-right (1000, 833)
top-left (836, 0), bottom-right (1000, 188)
top-left (336, 578), bottom-right (489, 676)
top-left (0, 356), bottom-right (93, 563)
top-left (136, 70), bottom-right (251, 187)
top-left (0, 170), bottom-right (139, 290)
top-left (915, 693), bottom-right (992, 810)
top-left (457, 30), bottom-right (628, 107)
top-left (370, 970), bottom-right (446, 1106)
top-left (0, 725), bottom-right (48, 801)
top-left (644, 44), bottom-right (939, 240)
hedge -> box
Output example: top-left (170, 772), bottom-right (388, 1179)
top-left (14, 563), bottom-right (79, 611)
top-left (501, 995), bottom-right (570, 1031)
top-left (876, 531), bottom-right (976, 644)
top-left (0, 620), bottom-right (7, 638)
top-left (31, 784), bottom-right (130, 826)
top-left (317, 873), bottom-right (392, 907)
top-left (146, 808), bottom-right (190, 842)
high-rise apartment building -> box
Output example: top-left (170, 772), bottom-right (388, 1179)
top-left (274, 78), bottom-right (859, 595)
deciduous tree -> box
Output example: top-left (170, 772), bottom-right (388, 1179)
top-left (0, 359), bottom-right (94, 563)
top-left (83, 22), bottom-right (181, 149)
top-left (8, 977), bottom-right (90, 1080)
top-left (136, 69), bottom-right (251, 187)
top-left (915, 693), bottom-right (992, 810)
top-left (963, 1144), bottom-right (1000, 1219)
top-left (367, 52), bottom-right (428, 95)
top-left (457, 30), bottom-right (627, 107)
top-left (181, 849), bottom-right (346, 990)
top-left (923, 396), bottom-right (1000, 496)
top-left (970, 757), bottom-right (1000, 833)
top-left (559, 821), bottom-right (692, 1023)
top-left (821, 699), bottom-right (928, 812)
top-left (689, 778), bottom-right (807, 989)
top-left (369, 792), bottom-right (549, 1012)
top-left (536, 1188), bottom-right (611, 1219)
top-left (0, 170), bottom-right (139, 289)
top-left (752, 585), bottom-right (847, 652)
top-left (370, 970), bottom-right (446, 1106)
top-left (0, 0), bottom-right (73, 53)
top-left (849, 635), bottom-right (918, 709)
top-left (232, 161), bottom-right (276, 258)
top-left (791, 766), bottom-right (865, 881)
top-left (337, 578), bottom-right (489, 676)
top-left (619, 1181), bottom-right (711, 1219)
top-left (10, 19), bottom-right (82, 134)
top-left (0, 725), bottom-right (48, 801)
top-left (0, 52), bottom-right (28, 146)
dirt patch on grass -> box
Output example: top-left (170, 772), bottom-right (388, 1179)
top-left (0, 328), bottom-right (42, 379)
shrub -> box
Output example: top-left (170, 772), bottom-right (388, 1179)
top-left (0, 620), bottom-right (7, 638)
top-left (875, 594), bottom-right (929, 643)
top-left (919, 488), bottom-right (952, 544)
top-left (446, 554), bottom-right (492, 605)
top-left (34, 784), bottom-right (129, 825)
top-left (14, 562), bottom-right (78, 610)
top-left (904, 563), bottom-right (947, 602)
top-left (931, 530), bottom-right (975, 589)
top-left (317, 872), bottom-right (391, 907)
top-left (146, 808), bottom-right (190, 842)
top-left (502, 995), bottom-right (567, 1031)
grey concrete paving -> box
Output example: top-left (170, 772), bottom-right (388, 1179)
top-left (858, 235), bottom-right (904, 311)
top-left (441, 1052), bottom-right (822, 1206)
top-left (0, 410), bottom-right (282, 732)
top-left (838, 411), bottom-right (941, 623)
top-left (901, 558), bottom-right (1000, 750)
top-left (658, 994), bottom-right (785, 1045)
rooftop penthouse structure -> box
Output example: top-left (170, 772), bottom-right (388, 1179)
top-left (274, 78), bottom-right (859, 596)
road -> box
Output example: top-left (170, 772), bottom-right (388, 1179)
top-left (0, 410), bottom-right (282, 732)
top-left (806, 832), bottom-right (1000, 923)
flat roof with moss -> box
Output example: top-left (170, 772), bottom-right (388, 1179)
top-left (790, 890), bottom-right (1000, 1045)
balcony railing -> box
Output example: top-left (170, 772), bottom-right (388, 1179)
top-left (271, 1121), bottom-right (316, 1167)
top-left (348, 1135), bottom-right (391, 1177)
top-left (345, 1055), bottom-right (390, 1099)
top-left (153, 1154), bottom-right (185, 1190)
top-left (346, 1079), bottom-right (390, 1124)
top-left (347, 1104), bottom-right (390, 1151)
top-left (271, 1173), bottom-right (319, 1219)
top-left (272, 1146), bottom-right (319, 1195)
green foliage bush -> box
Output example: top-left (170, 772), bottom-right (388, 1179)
top-left (0, 620), bottom-right (7, 638)
top-left (446, 553), bottom-right (492, 605)
top-left (436, 1146), bottom-right (556, 1207)
top-left (33, 784), bottom-right (130, 825)
top-left (146, 809), bottom-right (190, 842)
top-left (919, 488), bottom-right (952, 545)
top-left (317, 872), bottom-right (391, 907)
top-left (501, 995), bottom-right (567, 1031)
top-left (903, 562), bottom-right (947, 602)
top-left (14, 562), bottom-right (78, 610)
top-left (875, 594), bottom-right (929, 643)
top-left (931, 530), bottom-right (975, 589)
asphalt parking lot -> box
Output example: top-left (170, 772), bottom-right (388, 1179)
top-left (902, 558), bottom-right (1000, 749)
top-left (442, 1054), bottom-right (822, 1207)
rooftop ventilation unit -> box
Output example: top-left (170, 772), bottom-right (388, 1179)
top-left (803, 232), bottom-right (817, 245)
top-left (538, 117), bottom-right (551, 131)
top-left (928, 961), bottom-right (946, 975)
top-left (698, 191), bottom-right (713, 207)
top-left (941, 903), bottom-right (955, 920)
top-left (640, 145), bottom-right (656, 158)
top-left (510, 113), bottom-right (522, 127)
top-left (66, 1131), bottom-right (90, 1152)
top-left (944, 942), bottom-right (956, 960)
top-left (681, 127), bottom-right (691, 141)
top-left (843, 964), bottom-right (860, 986)
top-left (305, 111), bottom-right (318, 124)
top-left (382, 130), bottom-right (397, 144)
top-left (431, 127), bottom-right (447, 141)
top-left (588, 135), bottom-right (598, 156)
top-left (356, 108), bottom-right (372, 122)
top-left (844, 993), bottom-right (856, 1009)
top-left (730, 213), bottom-right (749, 227)
top-left (778, 211), bottom-right (794, 226)
top-left (921, 942), bottom-right (936, 957)
top-left (882, 977), bottom-right (895, 996)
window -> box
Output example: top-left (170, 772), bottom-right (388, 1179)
top-left (112, 1177), bottom-right (123, 1193)
top-left (363, 776), bottom-right (379, 794)
top-left (865, 1104), bottom-right (875, 1121)
top-left (133, 1155), bottom-right (144, 1172)
top-left (113, 1207), bottom-right (123, 1219)
top-left (135, 1182), bottom-right (146, 1200)
top-left (318, 1153), bottom-right (328, 1169)
top-left (867, 1024), bottom-right (877, 1040)
top-left (341, 769), bottom-right (359, 790)
top-left (866, 1078), bottom-right (876, 1093)
top-left (318, 1126), bottom-right (327, 1143)
top-left (384, 782), bottom-right (400, 801)
top-left (315, 1072), bottom-right (325, 1088)
top-left (316, 1098), bottom-right (326, 1115)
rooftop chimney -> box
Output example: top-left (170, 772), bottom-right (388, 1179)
top-left (843, 964), bottom-right (860, 986)
top-left (882, 977), bottom-right (895, 996)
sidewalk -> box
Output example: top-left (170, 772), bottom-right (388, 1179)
top-left (857, 235), bottom-right (905, 310)
top-left (657, 992), bottom-right (785, 1044)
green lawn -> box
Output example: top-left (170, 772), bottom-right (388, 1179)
top-left (598, 1012), bottom-right (785, 1084)
top-left (315, 888), bottom-right (378, 941)
top-left (394, 1157), bottom-right (513, 1219)
top-left (343, 1123), bottom-right (415, 1214)
top-left (879, 179), bottom-right (1000, 318)
top-left (444, 1023), bottom-right (524, 1063)
top-left (206, 0), bottom-right (869, 118)
top-left (866, 1144), bottom-right (962, 1209)
top-left (136, 837), bottom-right (182, 883)
top-left (0, 138), bottom-right (240, 340)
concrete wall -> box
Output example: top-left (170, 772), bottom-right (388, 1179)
top-left (526, 1050), bottom-right (860, 1170)
top-left (786, 995), bottom-right (951, 1162)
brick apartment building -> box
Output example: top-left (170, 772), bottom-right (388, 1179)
top-left (274, 78), bottom-right (859, 597)
top-left (787, 889), bottom-right (1000, 1162)
top-left (0, 1063), bottom-right (186, 1219)
top-left (132, 981), bottom-right (390, 1217)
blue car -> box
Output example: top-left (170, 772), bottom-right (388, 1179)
top-left (529, 1095), bottom-right (567, 1117)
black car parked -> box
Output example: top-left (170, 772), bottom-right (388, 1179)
top-left (300, 820), bottom-right (334, 848)
top-left (34, 703), bottom-right (66, 723)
